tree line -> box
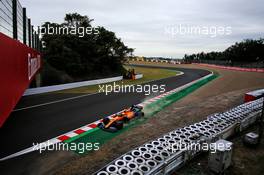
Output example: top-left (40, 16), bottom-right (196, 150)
top-left (40, 13), bottom-right (133, 85)
top-left (183, 39), bottom-right (264, 66)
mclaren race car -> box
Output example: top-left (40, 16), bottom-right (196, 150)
top-left (98, 105), bottom-right (144, 132)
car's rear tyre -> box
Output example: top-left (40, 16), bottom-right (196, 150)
top-left (113, 121), bottom-right (124, 130)
top-left (124, 117), bottom-right (130, 123)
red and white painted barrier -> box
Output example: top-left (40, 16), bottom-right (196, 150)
top-left (244, 89), bottom-right (264, 102)
top-left (0, 33), bottom-right (41, 127)
top-left (193, 63), bottom-right (264, 73)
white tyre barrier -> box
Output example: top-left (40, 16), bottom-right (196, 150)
top-left (123, 155), bottom-right (134, 162)
top-left (95, 98), bottom-right (263, 175)
top-left (106, 165), bottom-right (118, 174)
top-left (118, 167), bottom-right (131, 175)
top-left (115, 159), bottom-right (127, 168)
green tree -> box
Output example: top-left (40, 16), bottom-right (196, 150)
top-left (183, 38), bottom-right (264, 66)
top-left (41, 13), bottom-right (133, 84)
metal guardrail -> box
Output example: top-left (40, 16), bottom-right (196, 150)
top-left (23, 76), bottom-right (123, 96)
top-left (135, 74), bottom-right (144, 80)
top-left (94, 98), bottom-right (263, 175)
top-left (23, 74), bottom-right (144, 96)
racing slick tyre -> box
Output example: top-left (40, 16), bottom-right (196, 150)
top-left (113, 121), bottom-right (124, 130)
top-left (97, 123), bottom-right (104, 129)
top-left (103, 117), bottom-right (110, 125)
top-left (124, 117), bottom-right (130, 123)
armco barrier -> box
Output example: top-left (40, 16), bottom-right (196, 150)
top-left (23, 76), bottom-right (123, 96)
top-left (0, 33), bottom-right (41, 127)
top-left (95, 98), bottom-right (263, 175)
top-left (23, 74), bottom-right (144, 96)
top-left (135, 74), bottom-right (144, 80)
top-left (193, 63), bottom-right (264, 73)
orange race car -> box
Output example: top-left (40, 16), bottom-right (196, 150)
top-left (98, 105), bottom-right (144, 132)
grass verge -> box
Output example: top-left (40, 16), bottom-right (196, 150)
top-left (55, 66), bottom-right (180, 94)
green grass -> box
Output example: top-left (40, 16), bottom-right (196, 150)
top-left (56, 66), bottom-right (180, 94)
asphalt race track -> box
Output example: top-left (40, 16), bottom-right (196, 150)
top-left (0, 65), bottom-right (210, 158)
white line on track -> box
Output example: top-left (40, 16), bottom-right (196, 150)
top-left (13, 92), bottom-right (99, 112)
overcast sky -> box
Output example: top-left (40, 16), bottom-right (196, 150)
top-left (20, 0), bottom-right (264, 58)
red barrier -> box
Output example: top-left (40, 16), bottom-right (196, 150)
top-left (0, 33), bottom-right (41, 127)
top-left (193, 63), bottom-right (264, 73)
